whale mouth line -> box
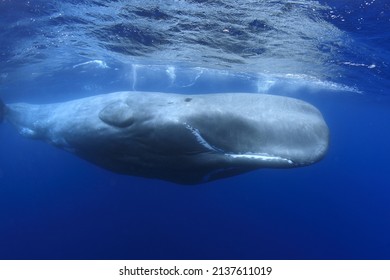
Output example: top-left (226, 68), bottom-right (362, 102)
top-left (226, 153), bottom-right (294, 164)
top-left (184, 123), bottom-right (294, 165)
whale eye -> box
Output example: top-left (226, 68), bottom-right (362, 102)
top-left (99, 101), bottom-right (134, 128)
top-left (184, 98), bottom-right (192, 102)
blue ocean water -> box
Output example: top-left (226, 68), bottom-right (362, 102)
top-left (0, 0), bottom-right (389, 259)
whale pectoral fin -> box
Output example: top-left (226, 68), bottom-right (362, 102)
top-left (99, 101), bottom-right (134, 128)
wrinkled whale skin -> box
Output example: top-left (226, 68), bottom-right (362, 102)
top-left (3, 91), bottom-right (329, 184)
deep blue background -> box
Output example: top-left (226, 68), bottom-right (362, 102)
top-left (0, 0), bottom-right (389, 259)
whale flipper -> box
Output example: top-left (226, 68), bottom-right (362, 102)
top-left (98, 101), bottom-right (135, 128)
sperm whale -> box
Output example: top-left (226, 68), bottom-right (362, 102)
top-left (0, 91), bottom-right (329, 184)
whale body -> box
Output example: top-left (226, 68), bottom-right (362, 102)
top-left (0, 91), bottom-right (329, 184)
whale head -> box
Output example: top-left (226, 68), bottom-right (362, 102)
top-left (183, 99), bottom-right (329, 168)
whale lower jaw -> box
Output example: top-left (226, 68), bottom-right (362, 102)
top-left (226, 153), bottom-right (294, 165)
top-left (184, 122), bottom-right (295, 167)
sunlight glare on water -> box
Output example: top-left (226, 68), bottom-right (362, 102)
top-left (0, 0), bottom-right (357, 98)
